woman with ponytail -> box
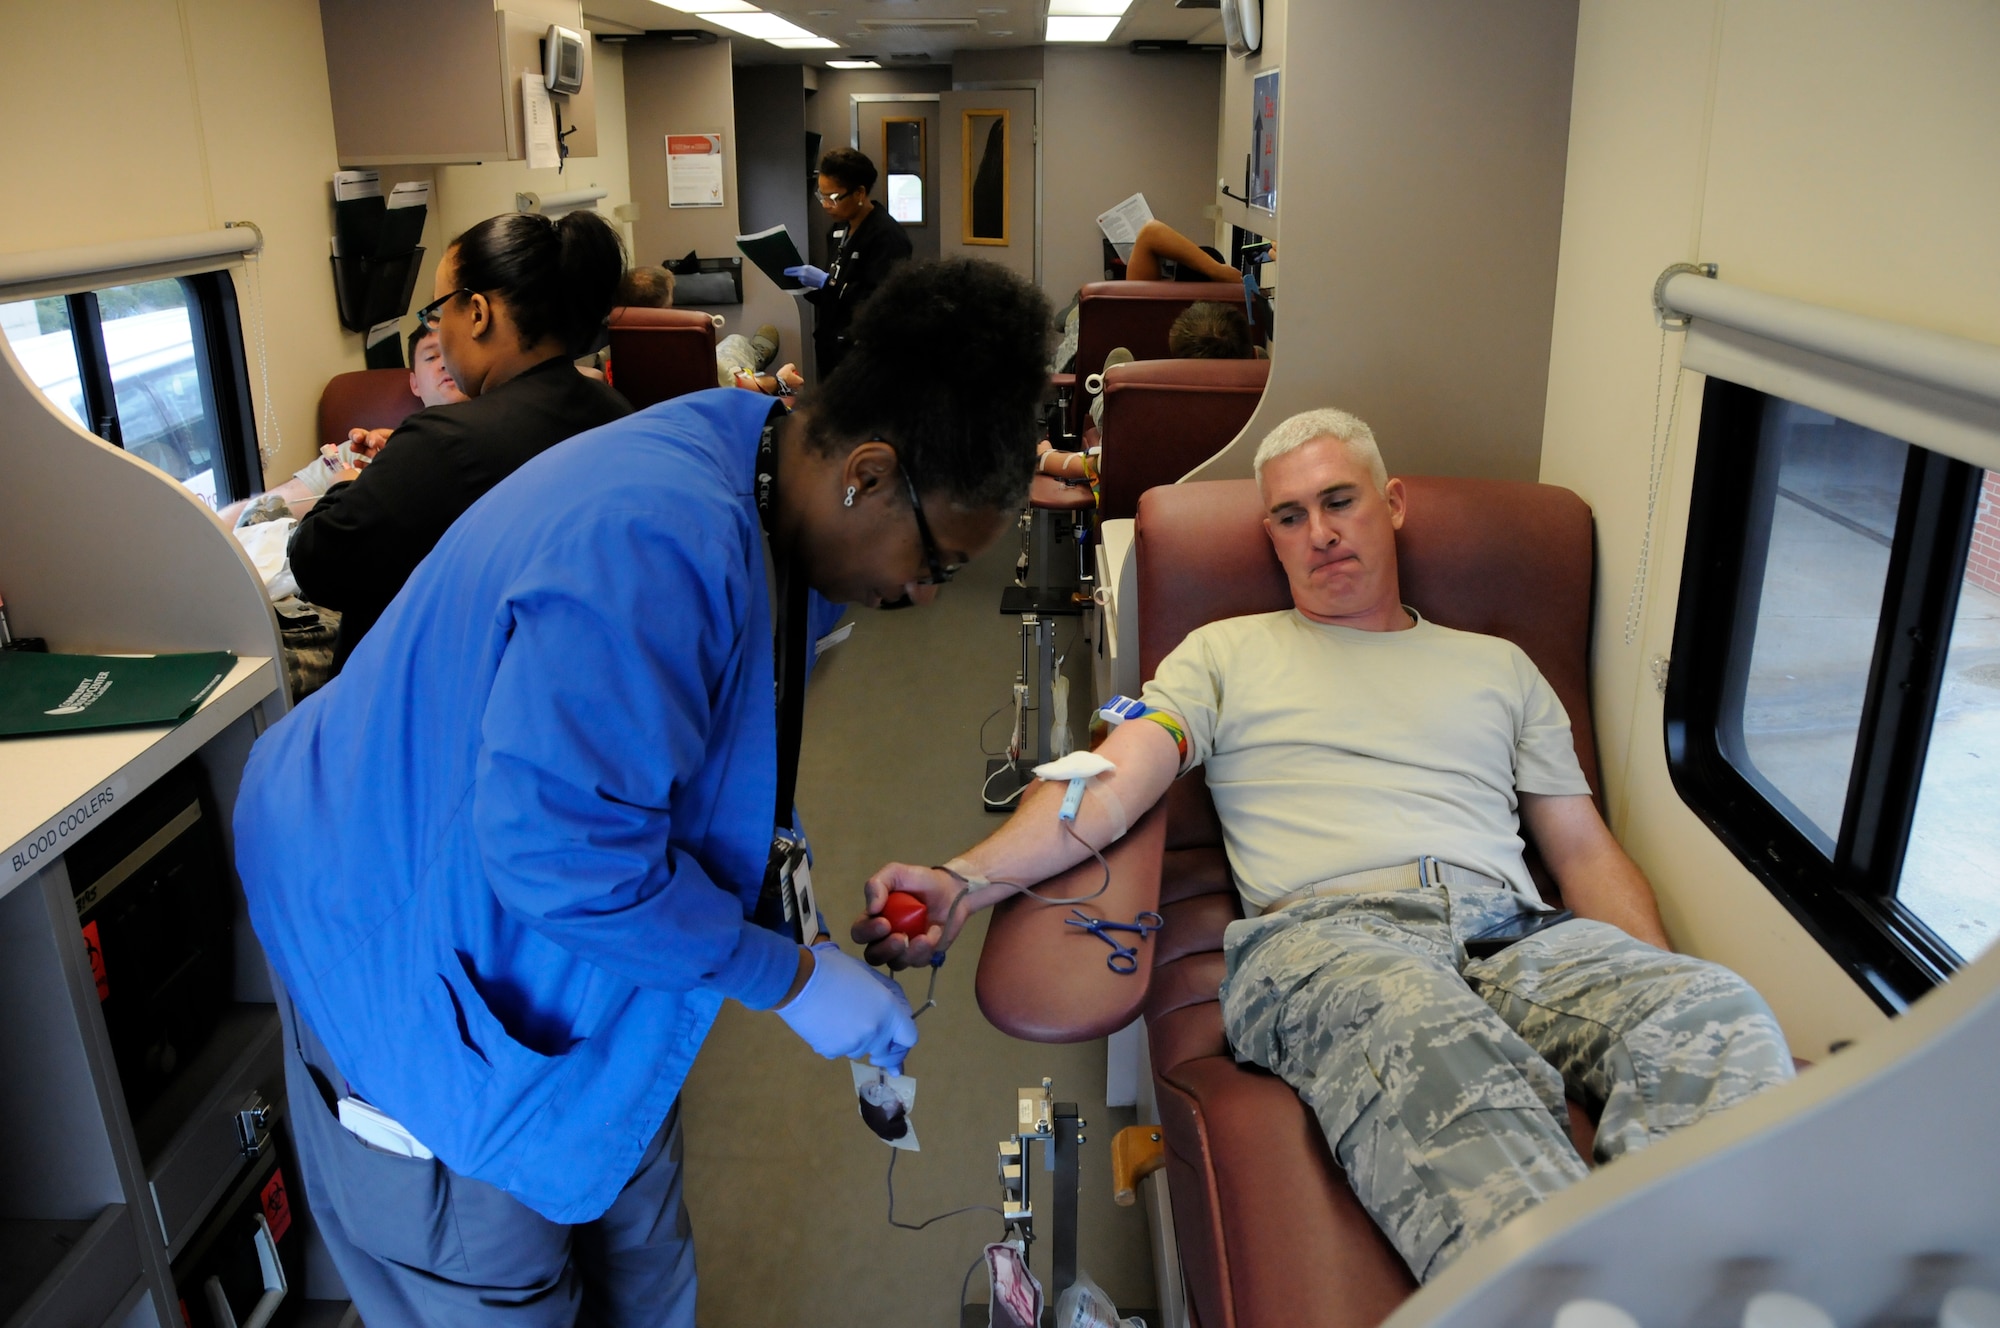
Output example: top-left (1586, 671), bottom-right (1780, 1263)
top-left (289, 209), bottom-right (630, 670)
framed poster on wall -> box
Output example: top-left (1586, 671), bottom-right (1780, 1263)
top-left (1250, 70), bottom-right (1279, 213)
top-left (667, 133), bottom-right (725, 208)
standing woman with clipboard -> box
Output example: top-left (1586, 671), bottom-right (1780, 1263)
top-left (232, 258), bottom-right (1051, 1327)
top-left (786, 148), bottom-right (914, 377)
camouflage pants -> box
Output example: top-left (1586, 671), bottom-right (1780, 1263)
top-left (1218, 883), bottom-right (1792, 1282)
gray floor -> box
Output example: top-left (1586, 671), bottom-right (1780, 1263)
top-left (676, 532), bottom-right (1154, 1326)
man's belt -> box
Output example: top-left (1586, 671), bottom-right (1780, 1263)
top-left (1254, 856), bottom-right (1509, 918)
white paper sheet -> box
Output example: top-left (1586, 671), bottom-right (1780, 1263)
top-left (386, 180), bottom-right (431, 210)
top-left (523, 72), bottom-right (559, 170)
top-left (1095, 192), bottom-right (1154, 261)
top-left (332, 170), bottom-right (380, 202)
top-left (667, 133), bottom-right (725, 208)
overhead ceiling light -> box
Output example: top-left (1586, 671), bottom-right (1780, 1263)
top-left (1048, 0), bottom-right (1130, 14)
top-left (770, 36), bottom-right (839, 47)
top-left (649, 0), bottom-right (758, 11)
top-left (827, 58), bottom-right (881, 68)
top-left (1045, 15), bottom-right (1121, 40)
top-left (699, 11), bottom-right (820, 40)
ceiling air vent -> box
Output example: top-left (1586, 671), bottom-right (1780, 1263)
top-left (856, 17), bottom-right (981, 32)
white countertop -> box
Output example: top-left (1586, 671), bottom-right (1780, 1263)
top-left (0, 655), bottom-right (278, 902)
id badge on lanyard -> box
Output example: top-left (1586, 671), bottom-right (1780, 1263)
top-left (752, 405), bottom-right (823, 943)
top-left (760, 828), bottom-right (821, 945)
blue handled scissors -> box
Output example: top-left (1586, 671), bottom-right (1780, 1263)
top-left (1064, 908), bottom-right (1165, 974)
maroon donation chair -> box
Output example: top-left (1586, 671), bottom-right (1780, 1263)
top-left (976, 476), bottom-right (1601, 1328)
top-left (1067, 282), bottom-right (1260, 439)
top-left (316, 369), bottom-right (423, 453)
top-left (606, 307), bottom-right (719, 410)
top-left (1095, 359), bottom-right (1269, 521)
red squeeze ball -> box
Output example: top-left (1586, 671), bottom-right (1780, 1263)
top-left (881, 891), bottom-right (931, 940)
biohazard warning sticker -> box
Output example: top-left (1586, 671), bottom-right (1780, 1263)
top-left (261, 1166), bottom-right (293, 1243)
top-left (81, 921), bottom-right (108, 1001)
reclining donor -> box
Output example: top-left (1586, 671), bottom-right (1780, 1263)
top-left (857, 408), bottom-right (1795, 1281)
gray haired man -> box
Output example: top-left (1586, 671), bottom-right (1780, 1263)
top-left (856, 408), bottom-right (1794, 1281)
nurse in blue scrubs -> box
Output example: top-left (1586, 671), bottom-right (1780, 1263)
top-left (233, 258), bottom-right (1053, 1326)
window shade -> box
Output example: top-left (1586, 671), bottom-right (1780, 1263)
top-left (1662, 271), bottom-right (2000, 474)
top-left (0, 226), bottom-right (262, 304)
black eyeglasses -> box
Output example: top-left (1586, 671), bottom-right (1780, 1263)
top-left (881, 445), bottom-right (959, 587)
top-left (415, 288), bottom-right (473, 329)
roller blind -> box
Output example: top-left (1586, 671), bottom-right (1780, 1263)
top-left (0, 226), bottom-right (262, 304)
top-left (1661, 271), bottom-right (2000, 473)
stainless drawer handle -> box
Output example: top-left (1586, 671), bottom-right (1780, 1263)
top-left (202, 1212), bottom-right (288, 1328)
top-left (234, 1105), bottom-right (271, 1159)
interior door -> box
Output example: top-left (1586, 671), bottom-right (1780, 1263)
top-left (939, 88), bottom-right (1037, 281)
top-left (853, 98), bottom-right (940, 263)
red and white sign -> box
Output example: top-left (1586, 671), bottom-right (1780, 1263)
top-left (666, 133), bottom-right (724, 208)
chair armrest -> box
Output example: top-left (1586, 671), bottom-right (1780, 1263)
top-left (974, 800), bottom-right (1168, 1042)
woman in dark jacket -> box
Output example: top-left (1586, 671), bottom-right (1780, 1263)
top-left (788, 148), bottom-right (913, 378)
top-left (289, 210), bottom-right (630, 669)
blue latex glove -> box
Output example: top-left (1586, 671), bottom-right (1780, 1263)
top-left (776, 941), bottom-right (917, 1073)
top-left (784, 264), bottom-right (829, 290)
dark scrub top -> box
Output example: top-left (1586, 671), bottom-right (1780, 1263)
top-left (807, 204), bottom-right (912, 377)
top-left (289, 355), bottom-right (630, 669)
top-left (236, 390), bottom-right (816, 1224)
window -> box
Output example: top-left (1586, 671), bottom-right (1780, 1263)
top-left (1668, 380), bottom-right (1997, 1009)
top-left (882, 117), bottom-right (925, 226)
top-left (0, 273), bottom-right (259, 510)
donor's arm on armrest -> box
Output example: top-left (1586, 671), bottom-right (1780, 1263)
top-left (852, 716), bottom-right (1182, 1040)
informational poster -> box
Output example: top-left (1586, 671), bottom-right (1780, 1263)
top-left (1251, 69), bottom-right (1279, 212)
top-left (666, 133), bottom-right (725, 208)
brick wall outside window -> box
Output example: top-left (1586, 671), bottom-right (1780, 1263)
top-left (1969, 470), bottom-right (2000, 596)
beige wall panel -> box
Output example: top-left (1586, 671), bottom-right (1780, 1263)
top-left (1194, 0), bottom-right (1577, 484)
top-left (0, 0), bottom-right (362, 486)
top-left (1042, 49), bottom-right (1223, 303)
top-left (0, 1), bottom-right (213, 249)
top-left (1697, 1), bottom-right (2000, 342)
top-left (186, 0), bottom-right (358, 482)
top-left (1537, 0), bottom-right (1719, 837)
top-left (1539, 1), bottom-right (2000, 1051)
top-left (624, 39), bottom-right (741, 276)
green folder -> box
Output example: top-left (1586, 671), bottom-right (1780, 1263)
top-left (0, 651), bottom-right (237, 738)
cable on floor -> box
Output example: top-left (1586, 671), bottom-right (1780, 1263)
top-left (886, 1147), bottom-right (1004, 1232)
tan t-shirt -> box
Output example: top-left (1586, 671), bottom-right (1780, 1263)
top-left (1139, 609), bottom-right (1592, 911)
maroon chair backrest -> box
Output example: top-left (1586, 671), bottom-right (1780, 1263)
top-left (1072, 281), bottom-right (1257, 432)
top-left (606, 307), bottom-right (718, 410)
top-left (1134, 476), bottom-right (1600, 799)
top-left (1096, 358), bottom-right (1269, 521)
top-left (317, 369), bottom-right (422, 453)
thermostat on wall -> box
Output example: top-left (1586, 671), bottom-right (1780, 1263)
top-left (545, 25), bottom-right (584, 96)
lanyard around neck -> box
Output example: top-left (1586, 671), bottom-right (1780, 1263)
top-left (758, 403), bottom-right (809, 829)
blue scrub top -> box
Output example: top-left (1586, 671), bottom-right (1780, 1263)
top-left (237, 390), bottom-right (824, 1223)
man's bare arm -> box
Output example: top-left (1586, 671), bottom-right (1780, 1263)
top-left (854, 715), bottom-right (1184, 967)
top-left (1519, 792), bottom-right (1671, 950)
